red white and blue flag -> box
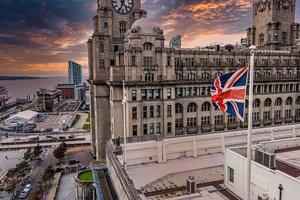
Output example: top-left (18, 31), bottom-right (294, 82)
top-left (210, 67), bottom-right (249, 121)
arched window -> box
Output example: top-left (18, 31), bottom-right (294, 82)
top-left (145, 73), bottom-right (154, 82)
top-left (282, 32), bottom-right (288, 45)
top-left (104, 22), bottom-right (108, 33)
top-left (187, 102), bottom-right (197, 113)
top-left (275, 97), bottom-right (282, 106)
top-left (119, 21), bottom-right (127, 37)
top-left (264, 98), bottom-right (272, 107)
top-left (253, 99), bottom-right (260, 108)
top-left (143, 42), bottom-right (154, 51)
top-left (175, 73), bottom-right (182, 80)
top-left (259, 33), bottom-right (265, 46)
top-left (296, 97), bottom-right (300, 105)
top-left (175, 103), bottom-right (183, 114)
top-left (201, 102), bottom-right (211, 112)
top-left (286, 97), bottom-right (293, 106)
top-left (276, 72), bottom-right (282, 78)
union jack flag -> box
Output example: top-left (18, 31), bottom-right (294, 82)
top-left (210, 67), bottom-right (249, 121)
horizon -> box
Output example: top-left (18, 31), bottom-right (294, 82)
top-left (0, 0), bottom-right (299, 77)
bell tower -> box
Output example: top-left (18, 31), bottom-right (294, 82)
top-left (247, 0), bottom-right (297, 50)
top-left (88, 0), bottom-right (146, 160)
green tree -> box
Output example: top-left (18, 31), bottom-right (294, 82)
top-left (42, 165), bottom-right (55, 183)
top-left (4, 169), bottom-right (21, 197)
top-left (53, 142), bottom-right (67, 163)
top-left (33, 144), bottom-right (42, 158)
top-left (23, 148), bottom-right (32, 160)
top-left (16, 161), bottom-right (31, 176)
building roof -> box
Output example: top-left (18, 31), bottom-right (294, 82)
top-left (7, 110), bottom-right (38, 121)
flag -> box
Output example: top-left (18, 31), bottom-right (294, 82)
top-left (210, 67), bottom-right (249, 121)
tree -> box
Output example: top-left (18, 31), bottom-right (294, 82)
top-left (16, 161), bottom-right (31, 176)
top-left (53, 142), bottom-right (67, 163)
top-left (4, 169), bottom-right (21, 197)
top-left (23, 148), bottom-right (32, 160)
top-left (33, 144), bottom-right (42, 158)
top-left (42, 165), bottom-right (55, 186)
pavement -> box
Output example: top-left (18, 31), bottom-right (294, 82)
top-left (35, 113), bottom-right (73, 130)
top-left (0, 149), bottom-right (25, 177)
top-left (70, 113), bottom-right (89, 131)
top-left (55, 173), bottom-right (76, 200)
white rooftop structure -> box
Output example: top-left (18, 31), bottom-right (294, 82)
top-left (4, 110), bottom-right (38, 125)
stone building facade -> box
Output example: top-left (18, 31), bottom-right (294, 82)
top-left (88, 0), bottom-right (300, 160)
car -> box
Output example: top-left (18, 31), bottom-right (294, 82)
top-left (19, 184), bottom-right (31, 199)
top-left (69, 159), bottom-right (80, 165)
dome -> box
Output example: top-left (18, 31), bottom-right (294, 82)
top-left (131, 17), bottom-right (155, 33)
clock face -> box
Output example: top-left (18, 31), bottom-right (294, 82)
top-left (111, 0), bottom-right (134, 15)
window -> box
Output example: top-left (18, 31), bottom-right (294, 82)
top-left (275, 110), bottom-right (281, 119)
top-left (285, 110), bottom-right (292, 118)
top-left (228, 115), bottom-right (236, 123)
top-left (131, 56), bottom-right (136, 66)
top-left (188, 102), bottom-right (197, 113)
top-left (148, 90), bottom-right (154, 100)
top-left (175, 119), bottom-right (183, 128)
top-left (201, 116), bottom-right (210, 125)
top-left (202, 72), bottom-right (210, 80)
top-left (259, 33), bottom-right (264, 46)
top-left (141, 90), bottom-right (147, 100)
top-left (201, 102), bottom-right (211, 112)
top-left (150, 106), bottom-right (154, 118)
top-left (275, 98), bottom-right (282, 106)
top-left (296, 109), bottom-right (300, 117)
top-left (228, 167), bottom-right (234, 183)
top-left (100, 59), bottom-right (105, 68)
top-left (263, 111), bottom-right (271, 120)
top-left (175, 103), bottom-right (183, 114)
top-left (253, 112), bottom-right (260, 121)
top-left (264, 98), bottom-right (272, 107)
top-left (145, 73), bottom-right (154, 82)
top-left (132, 107), bottom-right (137, 119)
top-left (156, 123), bottom-right (161, 134)
top-left (253, 99), bottom-right (260, 108)
top-left (104, 22), bottom-right (108, 32)
top-left (282, 32), bottom-right (288, 45)
top-left (150, 123), bottom-right (154, 134)
top-left (143, 106), bottom-right (147, 118)
top-left (99, 43), bottom-right (104, 53)
top-left (286, 97), bottom-right (293, 105)
top-left (156, 105), bottom-right (161, 117)
top-left (187, 118), bottom-right (197, 127)
top-left (144, 57), bottom-right (153, 67)
top-left (119, 21), bottom-right (127, 37)
top-left (167, 56), bottom-right (171, 66)
top-left (175, 73), bottom-right (182, 80)
top-left (132, 125), bottom-right (138, 136)
top-left (200, 58), bottom-right (208, 67)
top-left (167, 88), bottom-right (172, 99)
top-left (213, 58), bottom-right (221, 67)
top-left (167, 105), bottom-right (172, 117)
top-left (188, 72), bottom-right (196, 80)
top-left (143, 42), bottom-right (154, 51)
top-left (215, 115), bottom-right (224, 124)
top-left (154, 90), bottom-right (161, 99)
top-left (227, 58), bottom-right (234, 66)
top-left (143, 124), bottom-right (148, 135)
top-left (132, 89), bottom-right (137, 101)
top-left (167, 122), bottom-right (172, 133)
top-left (175, 57), bottom-right (180, 67)
top-left (297, 97), bottom-right (300, 105)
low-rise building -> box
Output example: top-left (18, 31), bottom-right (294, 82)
top-left (0, 86), bottom-right (9, 110)
top-left (55, 83), bottom-right (87, 101)
top-left (225, 138), bottom-right (300, 200)
top-left (36, 89), bottom-right (61, 112)
top-left (4, 110), bottom-right (38, 126)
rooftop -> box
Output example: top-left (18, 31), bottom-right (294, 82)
top-left (7, 110), bottom-right (38, 121)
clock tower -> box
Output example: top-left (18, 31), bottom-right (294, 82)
top-left (88, 0), bottom-right (146, 160)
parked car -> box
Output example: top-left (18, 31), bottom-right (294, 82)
top-left (19, 184), bottom-right (31, 199)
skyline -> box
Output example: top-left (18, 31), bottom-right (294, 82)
top-left (0, 0), bottom-right (299, 77)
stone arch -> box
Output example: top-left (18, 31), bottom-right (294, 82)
top-left (201, 102), bottom-right (211, 112)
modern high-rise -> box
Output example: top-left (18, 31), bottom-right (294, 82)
top-left (68, 61), bottom-right (83, 85)
top-left (88, 0), bottom-right (300, 161)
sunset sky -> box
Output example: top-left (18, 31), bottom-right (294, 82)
top-left (0, 0), bottom-right (299, 77)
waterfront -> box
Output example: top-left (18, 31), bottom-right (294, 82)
top-left (0, 77), bottom-right (67, 102)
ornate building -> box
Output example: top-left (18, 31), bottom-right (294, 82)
top-left (88, 0), bottom-right (300, 160)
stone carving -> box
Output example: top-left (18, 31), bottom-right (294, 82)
top-left (153, 27), bottom-right (163, 35)
top-left (131, 26), bottom-right (142, 34)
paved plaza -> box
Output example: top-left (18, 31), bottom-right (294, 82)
top-left (55, 173), bottom-right (76, 200)
top-left (0, 149), bottom-right (25, 177)
top-left (35, 113), bottom-right (73, 130)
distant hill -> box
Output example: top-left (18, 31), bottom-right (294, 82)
top-left (0, 76), bottom-right (46, 80)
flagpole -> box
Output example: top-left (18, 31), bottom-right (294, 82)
top-left (122, 80), bottom-right (127, 169)
top-left (246, 45), bottom-right (256, 200)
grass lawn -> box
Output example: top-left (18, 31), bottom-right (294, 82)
top-left (72, 114), bottom-right (81, 128)
top-left (78, 170), bottom-right (93, 181)
top-left (82, 123), bottom-right (90, 130)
